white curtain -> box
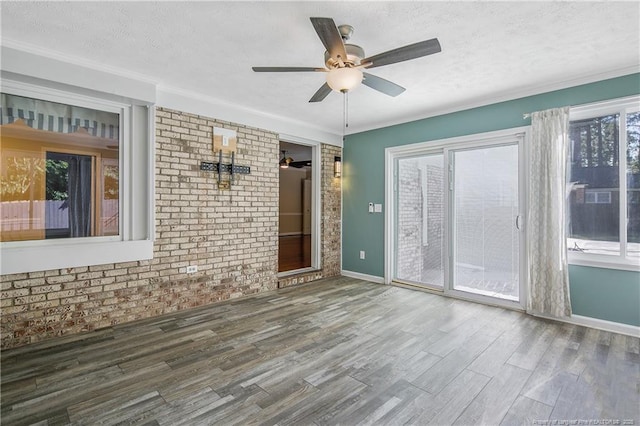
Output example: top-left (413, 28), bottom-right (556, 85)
top-left (527, 107), bottom-right (572, 318)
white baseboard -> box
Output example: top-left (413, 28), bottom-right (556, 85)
top-left (341, 270), bottom-right (385, 284)
top-left (531, 312), bottom-right (640, 337)
top-left (569, 314), bottom-right (640, 337)
top-left (341, 272), bottom-right (639, 337)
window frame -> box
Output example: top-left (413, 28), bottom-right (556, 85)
top-left (568, 95), bottom-right (640, 272)
top-left (1, 79), bottom-right (154, 274)
top-left (584, 190), bottom-right (611, 204)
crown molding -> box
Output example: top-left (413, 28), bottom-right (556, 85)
top-left (4, 37), bottom-right (636, 142)
top-left (156, 84), bottom-right (342, 147)
top-left (1, 38), bottom-right (158, 85)
top-left (1, 38), bottom-right (342, 146)
top-left (1, 44), bottom-right (156, 103)
top-left (346, 65), bottom-right (640, 135)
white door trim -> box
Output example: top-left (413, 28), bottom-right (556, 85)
top-left (279, 134), bottom-right (322, 272)
top-left (385, 126), bottom-right (529, 308)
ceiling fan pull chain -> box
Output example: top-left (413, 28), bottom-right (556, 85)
top-left (341, 90), bottom-right (350, 143)
top-left (346, 91), bottom-right (349, 129)
top-left (342, 90), bottom-right (349, 129)
top-left (342, 91), bottom-right (346, 136)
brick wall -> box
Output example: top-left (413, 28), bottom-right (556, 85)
top-left (423, 165), bottom-right (444, 279)
top-left (396, 159), bottom-right (444, 285)
top-left (0, 107), bottom-right (342, 349)
top-left (396, 159), bottom-right (423, 282)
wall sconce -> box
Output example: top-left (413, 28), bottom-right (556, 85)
top-left (334, 156), bottom-right (342, 178)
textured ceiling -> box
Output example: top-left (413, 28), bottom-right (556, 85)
top-left (1, 1), bottom-right (639, 138)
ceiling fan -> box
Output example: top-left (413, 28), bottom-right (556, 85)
top-left (252, 17), bottom-right (441, 102)
top-left (279, 150), bottom-right (293, 168)
top-left (279, 150), bottom-right (311, 169)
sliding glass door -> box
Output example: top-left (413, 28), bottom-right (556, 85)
top-left (390, 131), bottom-right (525, 308)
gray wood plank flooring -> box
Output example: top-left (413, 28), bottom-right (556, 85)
top-left (1, 277), bottom-right (639, 425)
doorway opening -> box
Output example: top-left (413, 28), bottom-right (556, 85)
top-left (278, 141), bottom-right (314, 273)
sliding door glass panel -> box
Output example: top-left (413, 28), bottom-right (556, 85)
top-left (627, 111), bottom-right (640, 258)
top-left (452, 145), bottom-right (519, 301)
top-left (396, 154), bottom-right (444, 287)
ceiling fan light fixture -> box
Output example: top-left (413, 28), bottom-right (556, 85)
top-left (326, 67), bottom-right (363, 93)
top-left (279, 150), bottom-right (293, 169)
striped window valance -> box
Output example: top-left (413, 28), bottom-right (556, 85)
top-left (1, 93), bottom-right (120, 140)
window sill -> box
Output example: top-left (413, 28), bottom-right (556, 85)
top-left (0, 239), bottom-right (153, 275)
top-left (568, 253), bottom-right (640, 272)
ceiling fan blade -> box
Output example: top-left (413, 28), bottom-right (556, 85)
top-left (252, 67), bottom-right (326, 72)
top-left (362, 73), bottom-right (406, 97)
top-left (310, 17), bottom-right (348, 62)
top-left (362, 38), bottom-right (441, 69)
top-left (309, 83), bottom-right (332, 103)
top-left (290, 160), bottom-right (311, 168)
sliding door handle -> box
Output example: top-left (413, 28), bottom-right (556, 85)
top-left (515, 215), bottom-right (521, 230)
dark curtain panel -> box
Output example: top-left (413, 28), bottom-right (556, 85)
top-left (68, 155), bottom-right (92, 237)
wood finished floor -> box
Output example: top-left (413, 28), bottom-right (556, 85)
top-left (1, 277), bottom-right (639, 425)
top-left (278, 235), bottom-right (311, 272)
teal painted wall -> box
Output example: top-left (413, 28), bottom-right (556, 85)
top-left (569, 265), bottom-right (640, 326)
top-left (342, 73), bottom-right (640, 325)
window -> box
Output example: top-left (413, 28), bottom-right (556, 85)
top-left (0, 79), bottom-right (154, 275)
top-left (567, 96), bottom-right (639, 269)
top-left (584, 190), bottom-right (611, 204)
top-left (1, 94), bottom-right (120, 242)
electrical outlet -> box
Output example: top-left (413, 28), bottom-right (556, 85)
top-left (186, 265), bottom-right (198, 274)
top-left (374, 203), bottom-right (382, 213)
top-left (359, 250), bottom-right (366, 260)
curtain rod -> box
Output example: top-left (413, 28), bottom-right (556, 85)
top-left (522, 103), bottom-right (588, 120)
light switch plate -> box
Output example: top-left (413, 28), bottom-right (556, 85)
top-left (368, 202), bottom-right (374, 213)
